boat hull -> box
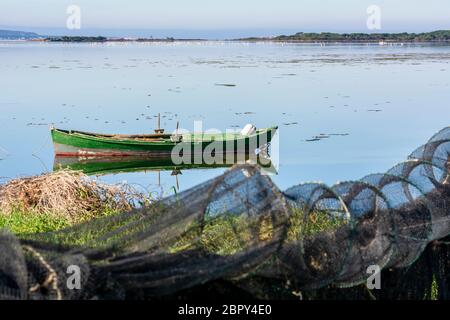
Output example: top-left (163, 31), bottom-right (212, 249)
top-left (53, 143), bottom-right (174, 157)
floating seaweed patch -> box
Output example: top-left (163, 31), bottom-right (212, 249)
top-left (26, 123), bottom-right (49, 126)
top-left (305, 138), bottom-right (321, 142)
top-left (195, 60), bottom-right (226, 65)
top-left (328, 133), bottom-right (350, 136)
top-left (215, 83), bottom-right (237, 87)
top-left (305, 132), bottom-right (349, 142)
top-left (232, 111), bottom-right (254, 116)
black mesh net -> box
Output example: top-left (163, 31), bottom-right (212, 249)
top-left (1, 127), bottom-right (449, 300)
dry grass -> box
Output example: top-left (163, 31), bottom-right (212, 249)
top-left (0, 169), bottom-right (146, 223)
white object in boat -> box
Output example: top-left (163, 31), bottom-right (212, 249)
top-left (241, 124), bottom-right (256, 136)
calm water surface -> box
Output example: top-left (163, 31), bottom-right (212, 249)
top-left (0, 41), bottom-right (449, 196)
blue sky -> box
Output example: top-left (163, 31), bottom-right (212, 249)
top-left (1, 0), bottom-right (450, 38)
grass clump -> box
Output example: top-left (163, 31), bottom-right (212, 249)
top-left (0, 210), bottom-right (70, 234)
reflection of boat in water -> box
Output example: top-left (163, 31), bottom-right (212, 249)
top-left (51, 123), bottom-right (278, 157)
top-left (53, 153), bottom-right (275, 176)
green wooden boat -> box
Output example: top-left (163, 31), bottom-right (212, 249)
top-left (51, 125), bottom-right (277, 157)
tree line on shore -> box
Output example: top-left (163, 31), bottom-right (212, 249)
top-left (242, 30), bottom-right (450, 42)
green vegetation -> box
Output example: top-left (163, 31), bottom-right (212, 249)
top-left (0, 210), bottom-right (70, 234)
top-left (0, 207), bottom-right (122, 235)
top-left (45, 36), bottom-right (192, 43)
top-left (287, 207), bottom-right (348, 241)
top-left (426, 275), bottom-right (439, 300)
top-left (136, 37), bottom-right (176, 42)
top-left (240, 30), bottom-right (450, 42)
top-left (47, 36), bottom-right (107, 42)
top-left (168, 214), bottom-right (257, 255)
top-left (169, 208), bottom-right (347, 255)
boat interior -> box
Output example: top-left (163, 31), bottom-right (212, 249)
top-left (56, 129), bottom-right (172, 140)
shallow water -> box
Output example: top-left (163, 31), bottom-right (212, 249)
top-left (0, 41), bottom-right (449, 196)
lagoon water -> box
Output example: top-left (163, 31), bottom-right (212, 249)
top-left (0, 41), bottom-right (449, 196)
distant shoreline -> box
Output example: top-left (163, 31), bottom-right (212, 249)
top-left (2, 29), bottom-right (450, 43)
top-left (7, 39), bottom-right (450, 45)
top-left (236, 30), bottom-right (450, 43)
top-left (2, 38), bottom-right (450, 45)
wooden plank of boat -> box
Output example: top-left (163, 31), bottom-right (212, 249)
top-left (51, 126), bottom-right (278, 157)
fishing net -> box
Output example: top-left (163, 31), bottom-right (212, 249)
top-left (0, 127), bottom-right (449, 300)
